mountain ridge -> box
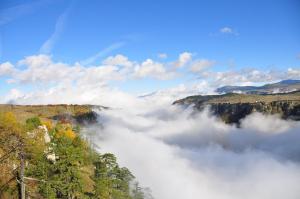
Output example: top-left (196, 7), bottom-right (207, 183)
top-left (216, 79), bottom-right (300, 94)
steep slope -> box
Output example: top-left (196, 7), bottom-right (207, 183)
top-left (173, 91), bottom-right (300, 124)
top-left (0, 104), bottom-right (150, 198)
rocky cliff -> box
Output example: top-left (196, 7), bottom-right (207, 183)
top-left (173, 91), bottom-right (300, 124)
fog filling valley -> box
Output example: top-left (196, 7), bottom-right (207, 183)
top-left (81, 103), bottom-right (300, 199)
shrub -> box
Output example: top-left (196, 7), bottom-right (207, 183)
top-left (26, 117), bottom-right (42, 130)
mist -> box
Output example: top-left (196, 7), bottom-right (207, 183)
top-left (83, 103), bottom-right (300, 199)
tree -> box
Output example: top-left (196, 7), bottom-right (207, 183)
top-left (0, 112), bottom-right (24, 199)
top-left (93, 153), bottom-right (135, 199)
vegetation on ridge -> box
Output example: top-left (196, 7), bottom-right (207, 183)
top-left (0, 109), bottom-right (151, 199)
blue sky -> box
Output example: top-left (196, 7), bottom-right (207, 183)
top-left (0, 0), bottom-right (300, 104)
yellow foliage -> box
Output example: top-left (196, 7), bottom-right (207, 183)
top-left (54, 124), bottom-right (76, 140)
top-left (65, 129), bottom-right (76, 139)
top-left (0, 112), bottom-right (24, 139)
top-left (0, 112), bottom-right (18, 129)
top-left (42, 120), bottom-right (53, 130)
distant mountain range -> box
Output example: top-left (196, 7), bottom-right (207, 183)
top-left (216, 79), bottom-right (300, 94)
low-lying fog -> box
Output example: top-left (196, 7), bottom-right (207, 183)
top-left (84, 103), bottom-right (300, 199)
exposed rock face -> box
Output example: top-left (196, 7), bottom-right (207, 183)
top-left (51, 111), bottom-right (99, 125)
top-left (204, 101), bottom-right (300, 124)
top-left (173, 92), bottom-right (300, 124)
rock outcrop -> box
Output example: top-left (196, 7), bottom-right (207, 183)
top-left (173, 91), bottom-right (300, 124)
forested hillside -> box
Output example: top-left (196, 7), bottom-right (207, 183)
top-left (0, 106), bottom-right (151, 199)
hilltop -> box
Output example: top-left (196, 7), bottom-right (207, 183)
top-left (216, 79), bottom-right (300, 94)
top-left (0, 104), bottom-right (106, 125)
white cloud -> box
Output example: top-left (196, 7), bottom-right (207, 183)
top-left (190, 59), bottom-right (215, 72)
top-left (220, 27), bottom-right (238, 35)
top-left (13, 54), bottom-right (81, 84)
top-left (134, 59), bottom-right (175, 80)
top-left (175, 52), bottom-right (192, 67)
top-left (102, 54), bottom-right (133, 67)
top-left (200, 69), bottom-right (283, 87)
top-left (0, 62), bottom-right (15, 76)
top-left (2, 89), bottom-right (24, 103)
top-left (84, 104), bottom-right (300, 199)
top-left (1, 52), bottom-right (299, 107)
top-left (240, 112), bottom-right (298, 134)
top-left (5, 53), bottom-right (193, 87)
top-left (287, 68), bottom-right (300, 79)
top-left (220, 27), bottom-right (233, 33)
top-left (18, 54), bottom-right (52, 67)
top-left (1, 84), bottom-right (141, 108)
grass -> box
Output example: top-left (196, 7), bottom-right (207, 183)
top-left (0, 104), bottom-right (99, 124)
top-left (174, 91), bottom-right (300, 105)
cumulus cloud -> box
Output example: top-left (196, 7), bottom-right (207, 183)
top-left (102, 54), bottom-right (133, 67)
top-left (175, 52), bottom-right (192, 67)
top-left (6, 54), bottom-right (134, 85)
top-left (5, 52), bottom-right (186, 85)
top-left (12, 54), bottom-right (82, 84)
top-left (1, 52), bottom-right (299, 106)
top-left (83, 104), bottom-right (300, 199)
top-left (134, 59), bottom-right (176, 80)
top-left (0, 62), bottom-right (15, 76)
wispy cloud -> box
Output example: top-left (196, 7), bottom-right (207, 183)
top-left (39, 8), bottom-right (70, 54)
top-left (0, 0), bottom-right (51, 26)
top-left (80, 42), bottom-right (126, 65)
top-left (219, 27), bottom-right (239, 36)
top-left (158, 53), bottom-right (167, 59)
top-left (220, 27), bottom-right (233, 34)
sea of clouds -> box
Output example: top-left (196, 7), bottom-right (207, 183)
top-left (2, 53), bottom-right (300, 199)
top-left (82, 102), bottom-right (300, 199)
